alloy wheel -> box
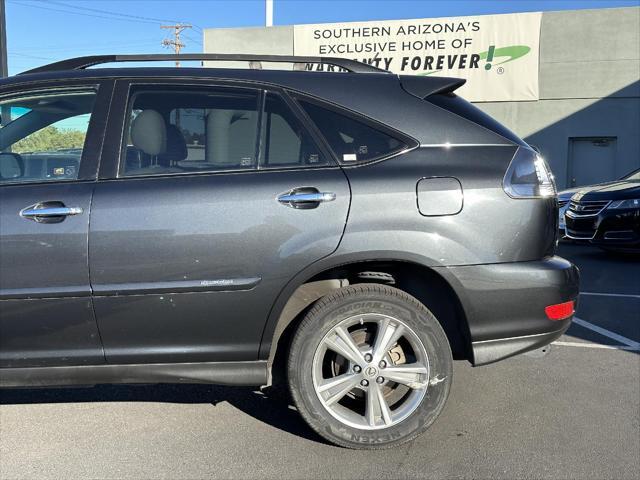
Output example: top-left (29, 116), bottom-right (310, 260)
top-left (312, 313), bottom-right (430, 430)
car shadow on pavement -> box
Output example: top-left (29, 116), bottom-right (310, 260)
top-left (0, 383), bottom-right (328, 444)
top-left (561, 242), bottom-right (640, 262)
top-left (558, 243), bottom-right (640, 296)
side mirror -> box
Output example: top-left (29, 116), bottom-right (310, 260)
top-left (0, 152), bottom-right (25, 180)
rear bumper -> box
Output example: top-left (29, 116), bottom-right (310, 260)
top-left (470, 321), bottom-right (571, 366)
top-left (438, 256), bottom-right (580, 366)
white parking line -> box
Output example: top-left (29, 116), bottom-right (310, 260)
top-left (580, 292), bottom-right (640, 299)
top-left (553, 316), bottom-right (640, 351)
top-left (553, 341), bottom-right (640, 351)
top-left (572, 317), bottom-right (640, 349)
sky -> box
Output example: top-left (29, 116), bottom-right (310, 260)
top-left (4, 0), bottom-right (639, 75)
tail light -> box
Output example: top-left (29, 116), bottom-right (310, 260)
top-left (503, 147), bottom-right (556, 199)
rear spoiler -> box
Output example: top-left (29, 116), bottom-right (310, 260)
top-left (399, 75), bottom-right (466, 99)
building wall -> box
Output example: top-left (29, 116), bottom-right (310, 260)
top-left (203, 25), bottom-right (293, 69)
top-left (477, 7), bottom-right (640, 188)
top-left (204, 7), bottom-right (640, 188)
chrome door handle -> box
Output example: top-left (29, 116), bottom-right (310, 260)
top-left (277, 188), bottom-right (336, 209)
top-left (21, 207), bottom-right (83, 218)
top-left (278, 192), bottom-right (336, 203)
top-left (20, 202), bottom-right (83, 223)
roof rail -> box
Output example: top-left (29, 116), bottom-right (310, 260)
top-left (20, 54), bottom-right (389, 75)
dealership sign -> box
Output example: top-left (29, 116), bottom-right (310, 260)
top-left (293, 12), bottom-right (542, 102)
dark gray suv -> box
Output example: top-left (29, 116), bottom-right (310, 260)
top-left (0, 54), bottom-right (579, 449)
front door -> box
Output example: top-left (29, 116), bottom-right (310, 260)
top-left (0, 83), bottom-right (111, 367)
top-left (89, 82), bottom-right (350, 364)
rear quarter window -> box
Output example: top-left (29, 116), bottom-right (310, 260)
top-left (296, 98), bottom-right (414, 164)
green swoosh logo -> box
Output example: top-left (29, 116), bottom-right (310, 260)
top-left (416, 44), bottom-right (531, 76)
top-left (479, 45), bottom-right (531, 66)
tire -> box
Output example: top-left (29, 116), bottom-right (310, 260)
top-left (287, 283), bottom-right (453, 449)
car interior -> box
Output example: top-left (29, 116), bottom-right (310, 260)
top-left (0, 91), bottom-right (95, 183)
top-left (0, 88), bottom-right (329, 183)
top-left (121, 89), bottom-right (326, 177)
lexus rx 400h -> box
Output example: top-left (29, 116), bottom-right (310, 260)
top-left (0, 54), bottom-right (580, 449)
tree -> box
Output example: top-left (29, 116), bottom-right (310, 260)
top-left (12, 126), bottom-right (86, 153)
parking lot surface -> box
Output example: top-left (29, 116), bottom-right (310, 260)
top-left (1, 244), bottom-right (638, 480)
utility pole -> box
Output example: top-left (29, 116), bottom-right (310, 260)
top-left (161, 24), bottom-right (192, 67)
top-left (1, 0), bottom-right (8, 78)
top-left (266, 0), bottom-right (273, 27)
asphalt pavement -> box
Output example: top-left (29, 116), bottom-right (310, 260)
top-left (1, 244), bottom-right (638, 480)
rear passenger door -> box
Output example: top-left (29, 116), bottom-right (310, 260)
top-left (89, 80), bottom-right (350, 364)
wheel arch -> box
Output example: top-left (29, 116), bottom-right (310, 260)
top-left (260, 252), bottom-right (472, 385)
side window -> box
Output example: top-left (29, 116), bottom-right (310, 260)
top-left (297, 99), bottom-right (410, 164)
top-left (121, 87), bottom-right (260, 177)
top-left (0, 90), bottom-right (97, 184)
top-left (260, 93), bottom-right (329, 168)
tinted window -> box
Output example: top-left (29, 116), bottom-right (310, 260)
top-left (0, 91), bottom-right (96, 184)
top-left (260, 93), bottom-right (329, 168)
top-left (298, 99), bottom-right (409, 163)
top-left (121, 87), bottom-right (260, 176)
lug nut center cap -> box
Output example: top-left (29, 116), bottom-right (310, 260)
top-left (364, 366), bottom-right (378, 378)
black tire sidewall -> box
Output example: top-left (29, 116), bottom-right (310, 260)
top-left (288, 285), bottom-right (453, 449)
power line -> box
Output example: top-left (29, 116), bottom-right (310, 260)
top-left (14, 0), bottom-right (202, 32)
top-left (182, 33), bottom-right (203, 46)
top-left (9, 1), bottom-right (206, 64)
top-left (17, 41), bottom-right (161, 53)
top-left (8, 52), bottom-right (56, 60)
top-left (8, 0), bottom-right (169, 25)
top-left (41, 0), bottom-right (181, 25)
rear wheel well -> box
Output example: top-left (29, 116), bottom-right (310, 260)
top-left (269, 261), bottom-right (471, 386)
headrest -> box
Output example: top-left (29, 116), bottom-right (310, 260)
top-left (131, 110), bottom-right (166, 156)
top-left (158, 124), bottom-right (188, 164)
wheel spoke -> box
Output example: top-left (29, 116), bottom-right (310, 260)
top-left (324, 326), bottom-right (365, 365)
top-left (366, 383), bottom-right (393, 427)
top-left (318, 373), bottom-right (360, 405)
top-left (383, 363), bottom-right (429, 389)
top-left (371, 318), bottom-right (404, 364)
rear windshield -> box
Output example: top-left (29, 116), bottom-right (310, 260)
top-left (427, 93), bottom-right (526, 146)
